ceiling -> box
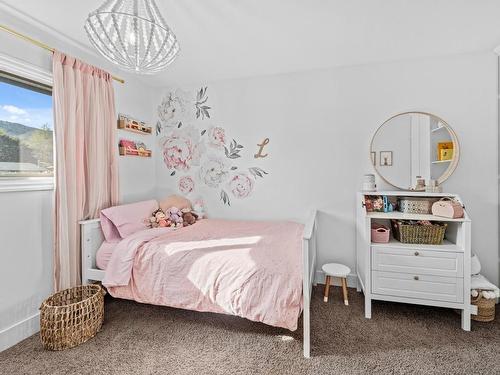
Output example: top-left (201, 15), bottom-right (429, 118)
top-left (2, 0), bottom-right (500, 87)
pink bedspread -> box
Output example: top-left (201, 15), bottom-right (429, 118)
top-left (103, 219), bottom-right (304, 330)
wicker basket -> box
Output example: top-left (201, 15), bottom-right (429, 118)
top-left (398, 197), bottom-right (438, 214)
top-left (471, 293), bottom-right (496, 322)
top-left (40, 284), bottom-right (105, 350)
top-left (391, 220), bottom-right (447, 245)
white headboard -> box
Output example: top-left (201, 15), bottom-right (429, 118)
top-left (80, 218), bottom-right (105, 283)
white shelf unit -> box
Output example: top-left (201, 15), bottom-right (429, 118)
top-left (356, 191), bottom-right (475, 331)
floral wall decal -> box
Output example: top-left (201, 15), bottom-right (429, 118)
top-left (157, 86), bottom-right (268, 206)
top-left (160, 123), bottom-right (204, 174)
top-left (228, 173), bottom-right (254, 199)
top-left (178, 176), bottom-right (195, 194)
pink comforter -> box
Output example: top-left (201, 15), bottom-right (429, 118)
top-left (103, 219), bottom-right (304, 330)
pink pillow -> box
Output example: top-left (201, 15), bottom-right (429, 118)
top-left (159, 194), bottom-right (192, 212)
top-left (100, 200), bottom-right (158, 240)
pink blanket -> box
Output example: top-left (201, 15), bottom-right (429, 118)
top-left (103, 219), bottom-right (304, 330)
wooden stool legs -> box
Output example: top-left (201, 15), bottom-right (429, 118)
top-left (323, 275), bottom-right (331, 302)
top-left (323, 276), bottom-right (349, 305)
top-left (341, 278), bottom-right (349, 306)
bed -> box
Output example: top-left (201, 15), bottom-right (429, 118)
top-left (80, 211), bottom-right (317, 357)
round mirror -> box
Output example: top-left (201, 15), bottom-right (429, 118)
top-left (370, 112), bottom-right (459, 190)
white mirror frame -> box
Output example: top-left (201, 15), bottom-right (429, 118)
top-left (370, 111), bottom-right (460, 190)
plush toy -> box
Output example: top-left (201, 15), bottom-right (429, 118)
top-left (146, 208), bottom-right (171, 228)
top-left (166, 206), bottom-right (184, 228)
top-left (181, 207), bottom-right (198, 227)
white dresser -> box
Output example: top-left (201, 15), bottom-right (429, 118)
top-left (356, 191), bottom-right (476, 330)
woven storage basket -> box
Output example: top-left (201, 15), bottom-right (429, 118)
top-left (391, 220), bottom-right (447, 245)
top-left (471, 293), bottom-right (495, 322)
top-left (398, 197), bottom-right (438, 214)
top-left (40, 284), bottom-right (105, 350)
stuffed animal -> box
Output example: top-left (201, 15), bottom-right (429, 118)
top-left (181, 207), bottom-right (198, 227)
top-left (146, 208), bottom-right (171, 228)
top-left (166, 206), bottom-right (184, 228)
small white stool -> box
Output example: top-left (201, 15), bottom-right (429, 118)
top-left (322, 263), bottom-right (351, 305)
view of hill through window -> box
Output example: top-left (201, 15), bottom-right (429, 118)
top-left (0, 77), bottom-right (53, 177)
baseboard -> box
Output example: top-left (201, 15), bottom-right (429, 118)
top-left (0, 312), bottom-right (40, 352)
top-left (314, 270), bottom-right (358, 289)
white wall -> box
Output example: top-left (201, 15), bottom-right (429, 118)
top-left (0, 12), bottom-right (158, 350)
top-left (155, 51), bottom-right (498, 286)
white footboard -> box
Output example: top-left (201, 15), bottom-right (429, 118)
top-left (79, 218), bottom-right (105, 283)
top-left (302, 210), bottom-right (317, 358)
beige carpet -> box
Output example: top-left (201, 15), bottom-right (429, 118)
top-left (1, 286), bottom-right (499, 375)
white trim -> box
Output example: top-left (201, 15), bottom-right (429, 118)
top-left (0, 312), bottom-right (40, 352)
top-left (0, 52), bottom-right (52, 85)
top-left (0, 177), bottom-right (54, 192)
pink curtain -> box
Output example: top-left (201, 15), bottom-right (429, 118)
top-left (52, 51), bottom-right (119, 291)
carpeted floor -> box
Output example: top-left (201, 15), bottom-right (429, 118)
top-left (1, 286), bottom-right (499, 375)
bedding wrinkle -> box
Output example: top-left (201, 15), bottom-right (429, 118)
top-left (103, 219), bottom-right (304, 330)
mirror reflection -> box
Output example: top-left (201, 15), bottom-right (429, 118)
top-left (371, 112), bottom-right (459, 190)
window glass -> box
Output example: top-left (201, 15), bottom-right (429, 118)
top-left (0, 72), bottom-right (53, 177)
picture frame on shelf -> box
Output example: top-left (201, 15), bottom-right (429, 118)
top-left (379, 151), bottom-right (393, 167)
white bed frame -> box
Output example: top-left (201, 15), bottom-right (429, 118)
top-left (80, 210), bottom-right (317, 358)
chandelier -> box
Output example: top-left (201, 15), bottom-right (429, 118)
top-left (84, 0), bottom-right (180, 74)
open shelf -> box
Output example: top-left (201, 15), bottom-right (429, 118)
top-left (431, 126), bottom-right (446, 133)
top-left (366, 191), bottom-right (458, 198)
top-left (371, 238), bottom-right (463, 252)
top-left (432, 159), bottom-right (451, 164)
top-left (117, 118), bottom-right (152, 135)
top-left (367, 211), bottom-right (469, 222)
top-left (119, 147), bottom-right (152, 157)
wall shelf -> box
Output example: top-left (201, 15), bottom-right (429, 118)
top-left (431, 126), bottom-right (446, 133)
top-left (117, 118), bottom-right (152, 135)
top-left (119, 147), bottom-right (152, 158)
top-left (432, 159), bottom-right (451, 164)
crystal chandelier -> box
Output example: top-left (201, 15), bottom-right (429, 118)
top-left (84, 0), bottom-right (180, 74)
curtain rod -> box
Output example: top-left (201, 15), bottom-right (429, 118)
top-left (0, 24), bottom-right (125, 84)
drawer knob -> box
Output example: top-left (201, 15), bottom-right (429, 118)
top-left (414, 275), bottom-right (419, 281)
top-left (414, 251), bottom-right (419, 256)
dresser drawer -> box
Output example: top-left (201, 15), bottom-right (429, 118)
top-left (372, 271), bottom-right (463, 303)
top-left (372, 247), bottom-right (463, 277)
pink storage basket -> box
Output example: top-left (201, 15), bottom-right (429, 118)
top-left (371, 224), bottom-right (390, 243)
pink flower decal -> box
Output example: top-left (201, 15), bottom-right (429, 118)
top-left (228, 173), bottom-right (254, 199)
top-left (157, 89), bottom-right (193, 128)
top-left (161, 125), bottom-right (204, 171)
top-left (178, 176), bottom-right (195, 194)
top-left (207, 126), bottom-right (226, 149)
top-left (199, 155), bottom-right (229, 188)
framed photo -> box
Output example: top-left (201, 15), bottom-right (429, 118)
top-left (371, 151), bottom-right (376, 166)
top-left (379, 151), bottom-right (393, 167)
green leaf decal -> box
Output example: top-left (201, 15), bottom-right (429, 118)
top-left (249, 167), bottom-right (268, 178)
top-left (224, 138), bottom-right (244, 159)
top-left (220, 189), bottom-right (231, 206)
top-left (195, 87), bottom-right (211, 120)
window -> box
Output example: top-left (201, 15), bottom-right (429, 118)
top-left (0, 70), bottom-right (53, 178)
